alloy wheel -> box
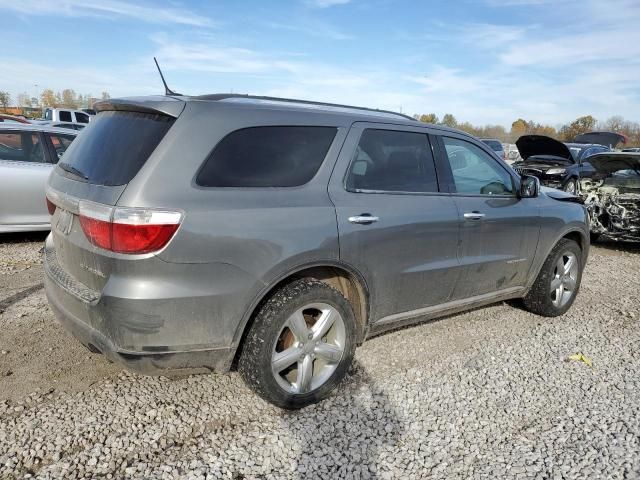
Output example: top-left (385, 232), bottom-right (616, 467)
top-left (550, 252), bottom-right (578, 308)
top-left (271, 303), bottom-right (346, 394)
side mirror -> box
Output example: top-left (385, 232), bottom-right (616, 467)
top-left (519, 175), bottom-right (540, 198)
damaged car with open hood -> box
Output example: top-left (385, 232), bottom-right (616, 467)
top-left (579, 152), bottom-right (640, 241)
top-left (512, 135), bottom-right (612, 193)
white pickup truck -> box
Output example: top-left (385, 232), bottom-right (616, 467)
top-left (43, 108), bottom-right (91, 125)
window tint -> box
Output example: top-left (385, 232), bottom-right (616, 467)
top-left (481, 139), bottom-right (503, 152)
top-left (59, 111), bottom-right (72, 122)
top-left (0, 131), bottom-right (46, 163)
top-left (58, 111), bottom-right (174, 186)
top-left (197, 126), bottom-right (337, 187)
top-left (75, 112), bottom-right (90, 124)
top-left (346, 129), bottom-right (438, 193)
top-left (47, 134), bottom-right (75, 162)
top-left (442, 137), bottom-right (514, 195)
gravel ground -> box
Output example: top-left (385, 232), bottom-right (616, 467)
top-left (0, 235), bottom-right (639, 479)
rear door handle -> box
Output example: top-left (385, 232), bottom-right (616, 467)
top-left (463, 212), bottom-right (485, 220)
top-left (348, 214), bottom-right (379, 225)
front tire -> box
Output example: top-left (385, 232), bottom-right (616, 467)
top-left (238, 278), bottom-right (356, 409)
top-left (523, 238), bottom-right (583, 317)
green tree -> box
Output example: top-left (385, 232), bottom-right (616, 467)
top-left (0, 91), bottom-right (11, 109)
top-left (441, 113), bottom-right (457, 128)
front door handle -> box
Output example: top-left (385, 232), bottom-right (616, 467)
top-left (463, 212), bottom-right (485, 220)
top-left (348, 214), bottom-right (379, 225)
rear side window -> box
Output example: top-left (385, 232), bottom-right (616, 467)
top-left (46, 133), bottom-right (75, 162)
top-left (58, 110), bottom-right (174, 186)
top-left (346, 129), bottom-right (439, 193)
top-left (59, 111), bottom-right (72, 122)
top-left (197, 126), bottom-right (337, 187)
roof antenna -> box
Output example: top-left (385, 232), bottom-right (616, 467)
top-left (154, 57), bottom-right (180, 96)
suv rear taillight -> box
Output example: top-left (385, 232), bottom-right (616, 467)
top-left (46, 197), bottom-right (56, 215)
top-left (78, 201), bottom-right (182, 254)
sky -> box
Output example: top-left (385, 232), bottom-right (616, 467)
top-left (1, 0), bottom-right (639, 128)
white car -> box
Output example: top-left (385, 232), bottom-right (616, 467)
top-left (0, 124), bottom-right (77, 232)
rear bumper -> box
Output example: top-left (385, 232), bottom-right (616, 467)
top-left (43, 236), bottom-right (243, 375)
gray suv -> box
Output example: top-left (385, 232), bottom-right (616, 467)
top-left (44, 95), bottom-right (589, 408)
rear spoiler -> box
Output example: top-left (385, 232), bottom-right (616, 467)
top-left (94, 96), bottom-right (185, 118)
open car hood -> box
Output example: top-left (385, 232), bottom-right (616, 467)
top-left (573, 131), bottom-right (627, 148)
top-left (516, 135), bottom-right (572, 161)
top-left (587, 152), bottom-right (640, 175)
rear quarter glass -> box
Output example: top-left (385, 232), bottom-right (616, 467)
top-left (196, 126), bottom-right (337, 187)
top-left (57, 111), bottom-right (174, 186)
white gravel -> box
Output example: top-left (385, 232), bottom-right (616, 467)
top-left (0, 238), bottom-right (639, 479)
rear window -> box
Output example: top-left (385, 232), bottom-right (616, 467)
top-left (57, 110), bottom-right (174, 186)
top-left (196, 126), bottom-right (337, 187)
top-left (482, 140), bottom-right (503, 151)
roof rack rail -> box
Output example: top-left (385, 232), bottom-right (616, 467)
top-left (192, 93), bottom-right (416, 121)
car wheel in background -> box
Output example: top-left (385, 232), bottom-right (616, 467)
top-left (239, 278), bottom-right (356, 409)
top-left (523, 238), bottom-right (583, 317)
top-left (564, 179), bottom-right (577, 194)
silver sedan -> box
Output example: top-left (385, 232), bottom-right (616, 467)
top-left (0, 124), bottom-right (77, 232)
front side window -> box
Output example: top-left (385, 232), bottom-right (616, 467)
top-left (346, 129), bottom-right (438, 193)
top-left (75, 112), bottom-right (90, 124)
top-left (0, 131), bottom-right (46, 163)
top-left (442, 137), bottom-right (514, 195)
top-left (197, 126), bottom-right (337, 187)
top-left (47, 133), bottom-right (75, 162)
top-left (59, 111), bottom-right (72, 122)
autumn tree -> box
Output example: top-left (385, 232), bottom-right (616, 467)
top-left (40, 89), bottom-right (57, 107)
top-left (441, 113), bottom-right (457, 128)
top-left (418, 113), bottom-right (439, 124)
top-left (510, 118), bottom-right (528, 140)
top-left (559, 115), bottom-right (597, 141)
top-left (0, 91), bottom-right (11, 109)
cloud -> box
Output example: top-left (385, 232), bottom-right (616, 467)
top-left (305, 0), bottom-right (351, 8)
top-left (264, 20), bottom-right (354, 41)
top-left (0, 0), bottom-right (213, 27)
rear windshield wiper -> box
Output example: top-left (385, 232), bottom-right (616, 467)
top-left (58, 162), bottom-right (89, 181)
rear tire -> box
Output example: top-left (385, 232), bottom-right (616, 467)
top-left (523, 239), bottom-right (583, 317)
top-left (238, 278), bottom-right (356, 409)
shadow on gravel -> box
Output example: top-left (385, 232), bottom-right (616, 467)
top-left (592, 237), bottom-right (640, 254)
top-left (284, 360), bottom-right (403, 479)
top-left (0, 231), bottom-right (49, 245)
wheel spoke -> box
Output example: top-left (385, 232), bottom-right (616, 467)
top-left (550, 277), bottom-right (562, 292)
top-left (311, 308), bottom-right (337, 340)
top-left (563, 276), bottom-right (576, 291)
top-left (563, 256), bottom-right (575, 275)
top-left (287, 310), bottom-right (310, 342)
top-left (272, 346), bottom-right (302, 374)
top-left (296, 355), bottom-right (313, 393)
top-left (556, 257), bottom-right (565, 275)
top-left (314, 342), bottom-right (343, 363)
